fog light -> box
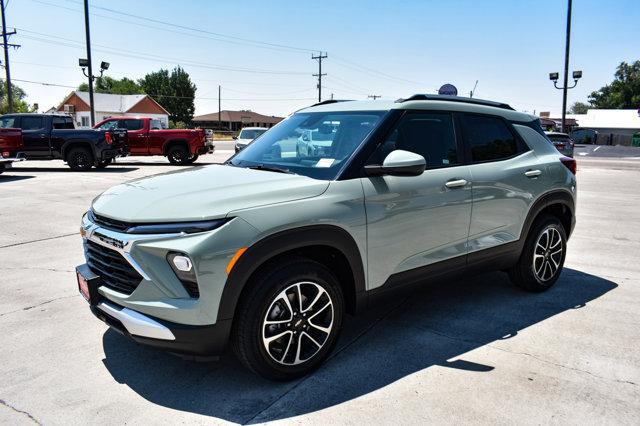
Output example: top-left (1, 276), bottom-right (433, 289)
top-left (172, 255), bottom-right (192, 272)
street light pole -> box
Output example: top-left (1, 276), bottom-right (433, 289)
top-left (83, 0), bottom-right (95, 126)
top-left (561, 0), bottom-right (572, 133)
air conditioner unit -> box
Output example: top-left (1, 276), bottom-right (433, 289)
top-left (63, 104), bottom-right (75, 113)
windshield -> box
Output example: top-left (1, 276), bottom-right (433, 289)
top-left (239, 129), bottom-right (267, 140)
top-left (229, 111), bottom-right (384, 180)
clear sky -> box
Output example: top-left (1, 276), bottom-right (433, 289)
top-left (4, 0), bottom-right (639, 117)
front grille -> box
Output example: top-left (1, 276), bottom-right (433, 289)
top-left (85, 240), bottom-right (143, 295)
top-left (92, 213), bottom-right (131, 233)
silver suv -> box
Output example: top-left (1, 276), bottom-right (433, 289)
top-left (77, 95), bottom-right (577, 380)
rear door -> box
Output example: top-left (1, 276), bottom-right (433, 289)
top-left (460, 113), bottom-right (546, 258)
top-left (362, 111), bottom-right (473, 289)
top-left (20, 115), bottom-right (51, 158)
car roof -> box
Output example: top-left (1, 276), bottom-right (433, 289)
top-left (299, 97), bottom-right (534, 122)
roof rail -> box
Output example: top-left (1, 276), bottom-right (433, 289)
top-left (310, 99), bottom-right (353, 107)
top-left (397, 94), bottom-right (514, 111)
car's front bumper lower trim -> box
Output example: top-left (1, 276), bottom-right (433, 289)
top-left (96, 300), bottom-right (175, 340)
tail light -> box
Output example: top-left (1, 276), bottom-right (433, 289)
top-left (2, 151), bottom-right (9, 158)
top-left (104, 132), bottom-right (112, 145)
top-left (560, 156), bottom-right (577, 175)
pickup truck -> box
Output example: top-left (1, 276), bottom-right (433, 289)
top-left (0, 114), bottom-right (128, 171)
top-left (94, 117), bottom-right (209, 165)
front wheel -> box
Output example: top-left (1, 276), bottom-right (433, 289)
top-left (67, 147), bottom-right (94, 171)
top-left (508, 214), bottom-right (567, 292)
top-left (233, 258), bottom-right (344, 381)
top-left (167, 145), bottom-right (189, 165)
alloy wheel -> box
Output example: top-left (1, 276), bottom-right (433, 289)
top-left (532, 226), bottom-right (563, 282)
top-left (262, 281), bottom-right (334, 366)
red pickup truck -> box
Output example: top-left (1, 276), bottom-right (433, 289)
top-left (94, 117), bottom-right (209, 165)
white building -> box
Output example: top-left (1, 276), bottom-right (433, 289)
top-left (57, 91), bottom-right (169, 128)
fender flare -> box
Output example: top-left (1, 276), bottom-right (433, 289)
top-left (61, 139), bottom-right (96, 160)
top-left (520, 189), bottom-right (575, 242)
top-left (162, 139), bottom-right (189, 155)
top-left (217, 224), bottom-right (367, 321)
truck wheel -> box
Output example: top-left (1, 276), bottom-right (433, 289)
top-left (0, 164), bottom-right (4, 174)
top-left (167, 146), bottom-right (189, 165)
top-left (185, 154), bottom-right (199, 164)
top-left (96, 158), bottom-right (112, 169)
top-left (233, 257), bottom-right (344, 381)
top-left (67, 147), bottom-right (94, 171)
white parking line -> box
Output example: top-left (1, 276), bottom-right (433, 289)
top-left (215, 150), bottom-right (235, 154)
top-left (578, 152), bottom-right (588, 156)
top-left (594, 146), bottom-right (601, 152)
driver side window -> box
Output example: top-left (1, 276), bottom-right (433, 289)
top-left (369, 112), bottom-right (459, 168)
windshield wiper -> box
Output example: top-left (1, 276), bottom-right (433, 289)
top-left (247, 165), bottom-right (296, 175)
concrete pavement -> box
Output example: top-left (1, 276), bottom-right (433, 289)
top-left (0, 153), bottom-right (638, 425)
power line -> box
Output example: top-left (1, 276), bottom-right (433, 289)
top-left (312, 52), bottom-right (327, 102)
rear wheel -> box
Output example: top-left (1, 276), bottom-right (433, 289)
top-left (95, 158), bottom-right (112, 169)
top-left (233, 258), bottom-right (344, 381)
top-left (508, 214), bottom-right (567, 292)
top-left (167, 145), bottom-right (189, 165)
top-left (67, 147), bottom-right (93, 171)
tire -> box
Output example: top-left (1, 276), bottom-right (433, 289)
top-left (185, 154), bottom-right (199, 164)
top-left (167, 145), bottom-right (189, 165)
top-left (95, 158), bottom-right (112, 169)
top-left (508, 214), bottom-right (567, 292)
top-left (67, 146), bottom-right (94, 171)
top-left (232, 257), bottom-right (344, 381)
top-left (0, 164), bottom-right (4, 174)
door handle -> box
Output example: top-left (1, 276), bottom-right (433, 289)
top-left (445, 179), bottom-right (468, 189)
top-left (524, 169), bottom-right (542, 178)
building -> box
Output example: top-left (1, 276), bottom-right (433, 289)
top-left (57, 91), bottom-right (169, 128)
top-left (566, 109), bottom-right (640, 145)
top-left (192, 110), bottom-right (284, 131)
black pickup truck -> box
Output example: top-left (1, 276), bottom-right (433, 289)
top-left (0, 114), bottom-right (128, 171)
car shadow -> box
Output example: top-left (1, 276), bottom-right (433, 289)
top-left (0, 175), bottom-right (35, 182)
top-left (11, 167), bottom-right (139, 173)
top-left (101, 268), bottom-right (616, 423)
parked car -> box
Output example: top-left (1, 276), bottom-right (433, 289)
top-left (94, 117), bottom-right (209, 165)
top-left (570, 128), bottom-right (598, 145)
top-left (77, 95), bottom-right (576, 380)
top-left (234, 127), bottom-right (268, 152)
top-left (0, 156), bottom-right (25, 174)
top-left (0, 113), bottom-right (128, 170)
top-left (545, 131), bottom-right (575, 157)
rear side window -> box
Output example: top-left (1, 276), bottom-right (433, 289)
top-left (53, 116), bottom-right (75, 129)
top-left (461, 115), bottom-right (519, 162)
top-left (20, 116), bottom-right (44, 131)
top-left (124, 119), bottom-right (144, 131)
top-left (371, 112), bottom-right (459, 168)
top-left (0, 116), bottom-right (16, 128)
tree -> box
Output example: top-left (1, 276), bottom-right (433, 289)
top-left (588, 60), bottom-right (640, 109)
top-left (569, 102), bottom-right (589, 114)
top-left (78, 76), bottom-right (143, 95)
top-left (139, 66), bottom-right (196, 124)
top-left (0, 80), bottom-right (36, 114)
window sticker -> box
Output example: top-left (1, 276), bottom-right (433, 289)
top-left (315, 158), bottom-right (335, 168)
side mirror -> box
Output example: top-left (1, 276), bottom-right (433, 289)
top-left (232, 136), bottom-right (238, 140)
top-left (364, 149), bottom-right (426, 177)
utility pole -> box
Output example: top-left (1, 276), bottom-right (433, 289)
top-left (218, 85), bottom-right (221, 130)
top-left (312, 52), bottom-right (327, 102)
top-left (1, 0), bottom-right (19, 113)
top-left (368, 95), bottom-right (381, 100)
top-left (560, 0), bottom-right (572, 133)
top-left (83, 0), bottom-right (96, 126)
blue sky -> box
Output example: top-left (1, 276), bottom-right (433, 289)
top-left (5, 0), bottom-right (639, 117)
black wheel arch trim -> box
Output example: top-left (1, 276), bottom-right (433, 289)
top-left (520, 189), bottom-right (575, 242)
top-left (163, 139), bottom-right (190, 155)
top-left (217, 224), bottom-right (367, 322)
top-left (61, 139), bottom-right (97, 160)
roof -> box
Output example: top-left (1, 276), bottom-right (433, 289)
top-left (301, 98), bottom-right (533, 122)
top-left (61, 92), bottom-right (169, 115)
top-left (545, 132), bottom-right (570, 137)
top-left (192, 110), bottom-right (283, 123)
top-left (566, 109), bottom-right (640, 130)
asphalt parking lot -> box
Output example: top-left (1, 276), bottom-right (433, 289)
top-left (1, 145), bottom-right (639, 425)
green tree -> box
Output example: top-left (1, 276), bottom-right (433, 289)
top-left (139, 66), bottom-right (196, 124)
top-left (569, 101), bottom-right (590, 114)
top-left (0, 80), bottom-right (36, 113)
top-left (78, 76), bottom-right (143, 94)
top-left (588, 60), bottom-right (640, 109)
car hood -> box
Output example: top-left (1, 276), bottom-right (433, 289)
top-left (236, 138), bottom-right (253, 145)
top-left (91, 164), bottom-right (329, 222)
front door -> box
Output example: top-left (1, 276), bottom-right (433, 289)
top-left (362, 111), bottom-right (473, 290)
top-left (20, 115), bottom-right (50, 158)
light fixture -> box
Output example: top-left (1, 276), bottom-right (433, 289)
top-left (549, 72), bottom-right (559, 81)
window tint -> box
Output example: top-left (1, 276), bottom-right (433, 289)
top-left (52, 116), bottom-right (75, 129)
top-left (21, 116), bottom-right (44, 131)
top-left (461, 115), bottom-right (518, 162)
top-left (96, 120), bottom-right (120, 130)
top-left (371, 112), bottom-right (458, 168)
top-left (0, 116), bottom-right (16, 128)
top-left (124, 119), bottom-right (144, 131)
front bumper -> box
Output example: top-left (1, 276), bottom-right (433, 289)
top-left (90, 298), bottom-right (231, 356)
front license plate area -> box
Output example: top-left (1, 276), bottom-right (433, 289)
top-left (76, 264), bottom-right (101, 305)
